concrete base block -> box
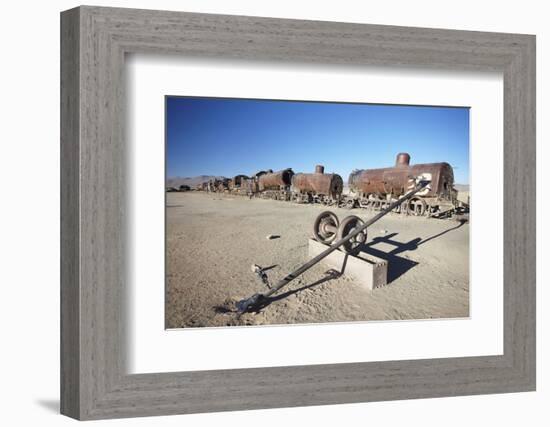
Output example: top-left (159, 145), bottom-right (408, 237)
top-left (308, 238), bottom-right (388, 290)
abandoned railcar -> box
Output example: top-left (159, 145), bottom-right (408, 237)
top-left (291, 165), bottom-right (343, 205)
top-left (347, 153), bottom-right (459, 217)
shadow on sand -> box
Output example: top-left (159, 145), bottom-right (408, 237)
top-left (362, 218), bottom-right (467, 282)
top-left (217, 219), bottom-right (468, 313)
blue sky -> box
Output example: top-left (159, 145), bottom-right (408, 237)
top-left (166, 97), bottom-right (470, 184)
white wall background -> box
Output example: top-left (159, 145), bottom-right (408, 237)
top-left (0, 1), bottom-right (546, 426)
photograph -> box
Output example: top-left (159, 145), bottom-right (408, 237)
top-left (165, 96), bottom-right (470, 328)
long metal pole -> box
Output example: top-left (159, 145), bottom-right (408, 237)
top-left (236, 179), bottom-right (430, 312)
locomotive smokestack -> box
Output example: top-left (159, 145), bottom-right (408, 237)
top-left (315, 165), bottom-right (325, 174)
top-left (395, 153), bottom-right (411, 167)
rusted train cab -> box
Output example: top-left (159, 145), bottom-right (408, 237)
top-left (348, 153), bottom-right (458, 217)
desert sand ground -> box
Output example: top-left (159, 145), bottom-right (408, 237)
top-left (166, 192), bottom-right (469, 328)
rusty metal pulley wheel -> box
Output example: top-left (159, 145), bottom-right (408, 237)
top-left (312, 211), bottom-right (340, 244)
top-left (407, 197), bottom-right (427, 216)
top-left (337, 215), bottom-right (367, 253)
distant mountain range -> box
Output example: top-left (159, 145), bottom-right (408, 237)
top-left (166, 175), bottom-right (226, 188)
top-left (454, 184), bottom-right (469, 192)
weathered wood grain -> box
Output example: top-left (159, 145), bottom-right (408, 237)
top-left (60, 6), bottom-right (536, 420)
top-left (60, 7), bottom-right (80, 419)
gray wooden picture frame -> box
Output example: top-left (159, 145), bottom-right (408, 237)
top-left (60, 5), bottom-right (536, 420)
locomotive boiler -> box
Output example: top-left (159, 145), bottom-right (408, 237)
top-left (257, 168), bottom-right (294, 200)
top-left (258, 168), bottom-right (294, 191)
top-left (291, 165), bottom-right (343, 205)
top-left (347, 153), bottom-right (459, 217)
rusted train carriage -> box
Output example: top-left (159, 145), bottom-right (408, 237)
top-left (229, 174), bottom-right (250, 195)
top-left (240, 170), bottom-right (267, 196)
top-left (206, 178), bottom-right (218, 192)
top-left (207, 177), bottom-right (230, 193)
top-left (217, 178), bottom-right (231, 193)
top-left (347, 153), bottom-right (459, 217)
top-left (291, 165), bottom-right (343, 205)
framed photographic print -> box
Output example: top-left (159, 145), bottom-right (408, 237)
top-left (61, 6), bottom-right (536, 420)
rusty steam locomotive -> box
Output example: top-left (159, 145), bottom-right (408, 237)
top-left (291, 165), bottom-right (344, 204)
top-left (346, 153), bottom-right (459, 217)
top-left (197, 153), bottom-right (464, 218)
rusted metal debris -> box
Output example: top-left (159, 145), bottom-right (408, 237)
top-left (251, 264), bottom-right (271, 289)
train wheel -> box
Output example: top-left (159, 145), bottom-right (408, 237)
top-left (337, 215), bottom-right (367, 253)
top-left (407, 197), bottom-right (427, 216)
top-left (364, 194), bottom-right (371, 206)
top-left (345, 199), bottom-right (356, 209)
top-left (358, 200), bottom-right (368, 209)
top-left (313, 211), bottom-right (340, 244)
top-left (426, 205), bottom-right (434, 218)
